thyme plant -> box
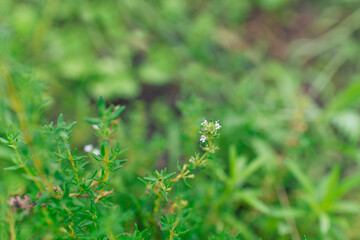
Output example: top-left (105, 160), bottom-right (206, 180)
top-left (0, 84), bottom-right (223, 239)
top-left (140, 119), bottom-right (222, 239)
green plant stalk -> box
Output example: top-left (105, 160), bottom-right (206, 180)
top-left (99, 125), bottom-right (111, 195)
top-left (1, 64), bottom-right (56, 196)
top-left (66, 148), bottom-right (80, 187)
top-left (150, 137), bottom-right (213, 239)
top-left (170, 151), bottom-right (208, 183)
top-left (153, 136), bottom-right (213, 216)
top-left (154, 192), bottom-right (163, 216)
top-left (14, 147), bottom-right (44, 191)
top-left (169, 218), bottom-right (179, 240)
top-left (7, 209), bottom-right (16, 240)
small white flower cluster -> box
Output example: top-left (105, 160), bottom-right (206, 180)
top-left (92, 125), bottom-right (99, 130)
top-left (201, 120), bottom-right (207, 126)
top-left (84, 144), bottom-right (100, 155)
top-left (199, 119), bottom-right (221, 143)
top-left (215, 120), bottom-right (221, 130)
top-left (200, 119), bottom-right (208, 142)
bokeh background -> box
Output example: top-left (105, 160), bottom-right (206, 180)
top-left (2, 0), bottom-right (360, 239)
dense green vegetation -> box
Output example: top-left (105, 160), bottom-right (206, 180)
top-left (1, 0), bottom-right (360, 239)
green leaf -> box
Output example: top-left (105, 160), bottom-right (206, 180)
top-left (105, 106), bottom-right (126, 121)
top-left (54, 171), bottom-right (64, 181)
top-left (90, 153), bottom-right (103, 161)
top-left (79, 161), bottom-right (89, 169)
top-left (228, 144), bottom-right (237, 179)
top-left (332, 201), bottom-right (360, 214)
top-left (116, 159), bottom-right (127, 164)
top-left (177, 161), bottom-right (182, 171)
top-left (98, 97), bottom-right (106, 116)
top-left (183, 178), bottom-right (192, 188)
top-left (110, 166), bottom-right (123, 172)
top-left (235, 157), bottom-right (264, 186)
top-left (137, 177), bottom-right (147, 184)
top-left (84, 117), bottom-right (102, 125)
top-left (144, 176), bottom-right (157, 181)
top-left (57, 113), bottom-right (64, 125)
top-left (326, 79), bottom-right (360, 112)
top-left (319, 213), bottom-right (330, 234)
top-left (4, 165), bottom-right (21, 171)
top-left (116, 149), bottom-right (128, 156)
top-left (72, 198), bottom-right (85, 207)
top-left (79, 220), bottom-right (93, 228)
top-left (163, 172), bottom-right (176, 180)
top-left (0, 137), bottom-right (9, 145)
top-left (114, 141), bottom-right (121, 153)
top-left (87, 170), bottom-right (98, 179)
top-left (286, 161), bottom-right (314, 195)
top-left (321, 165), bottom-right (340, 204)
top-left (233, 190), bottom-right (270, 214)
top-left (66, 121), bottom-right (77, 130)
top-left (336, 173), bottom-right (360, 198)
top-left (90, 200), bottom-right (97, 215)
top-left (101, 140), bottom-right (109, 156)
top-left (161, 190), bottom-right (168, 202)
top-left (73, 156), bottom-right (87, 162)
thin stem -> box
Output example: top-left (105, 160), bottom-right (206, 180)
top-left (99, 124), bottom-right (111, 195)
top-left (14, 147), bottom-right (44, 190)
top-left (170, 151), bottom-right (208, 183)
top-left (169, 218), bottom-right (179, 240)
top-left (195, 151), bottom-right (208, 167)
top-left (154, 193), bottom-right (163, 216)
top-left (7, 209), bottom-right (16, 240)
top-left (99, 145), bottom-right (110, 195)
top-left (66, 148), bottom-right (80, 185)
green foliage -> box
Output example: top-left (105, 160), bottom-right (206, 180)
top-left (2, 0), bottom-right (360, 239)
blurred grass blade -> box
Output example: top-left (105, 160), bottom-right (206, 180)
top-left (286, 161), bottom-right (314, 195)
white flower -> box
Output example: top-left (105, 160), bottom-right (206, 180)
top-left (92, 125), bottom-right (99, 130)
top-left (189, 158), bottom-right (194, 163)
top-left (201, 119), bottom-right (208, 126)
top-left (84, 144), bottom-right (93, 152)
top-left (93, 148), bottom-right (100, 155)
top-left (200, 135), bottom-right (206, 143)
top-left (215, 120), bottom-right (221, 130)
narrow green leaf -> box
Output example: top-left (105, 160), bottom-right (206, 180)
top-left (144, 176), bottom-right (157, 181)
top-left (321, 165), bottom-right (340, 204)
top-left (336, 173), bottom-right (360, 198)
top-left (110, 166), bottom-right (123, 172)
top-left (0, 137), bottom-right (9, 145)
top-left (319, 213), bottom-right (330, 234)
top-left (84, 117), bottom-right (102, 125)
top-left (105, 106), bottom-right (125, 121)
top-left (98, 97), bottom-right (106, 116)
top-left (90, 152), bottom-right (103, 161)
top-left (163, 172), bottom-right (176, 180)
top-left (57, 113), bottom-right (64, 125)
top-left (87, 170), bottom-right (97, 179)
top-left (326, 79), bottom-right (360, 112)
top-left (161, 190), bottom-right (168, 202)
top-left (67, 121), bottom-right (77, 130)
top-left (79, 220), bottom-right (93, 228)
top-left (4, 165), bottom-right (21, 171)
top-left (286, 161), bottom-right (314, 195)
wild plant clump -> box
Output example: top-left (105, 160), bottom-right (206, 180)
top-left (0, 86), bottom-right (223, 239)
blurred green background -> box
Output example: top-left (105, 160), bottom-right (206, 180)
top-left (2, 0), bottom-right (360, 239)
